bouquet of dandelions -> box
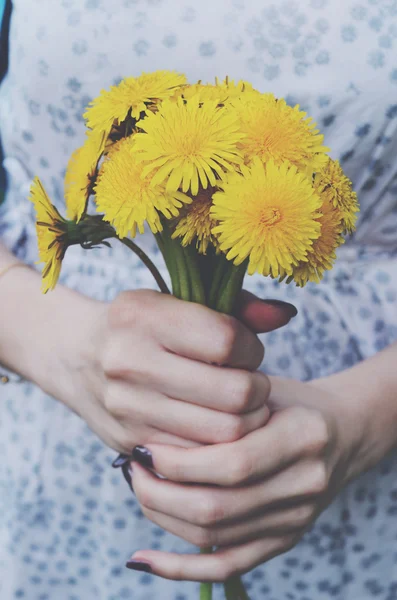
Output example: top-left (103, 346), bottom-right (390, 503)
top-left (30, 70), bottom-right (359, 600)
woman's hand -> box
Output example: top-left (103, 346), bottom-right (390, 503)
top-left (75, 288), bottom-right (276, 452)
top-left (126, 372), bottom-right (371, 581)
top-left (0, 253), bottom-right (296, 454)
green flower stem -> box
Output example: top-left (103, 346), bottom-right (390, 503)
top-left (157, 226), bottom-right (206, 304)
top-left (173, 241), bottom-right (191, 301)
top-left (200, 548), bottom-right (213, 600)
top-left (157, 225), bottom-right (191, 300)
top-left (225, 576), bottom-right (251, 600)
top-left (183, 245), bottom-right (206, 305)
top-left (224, 578), bottom-right (239, 600)
top-left (156, 230), bottom-right (181, 298)
top-left (208, 255), bottom-right (232, 309)
top-left (69, 214), bottom-right (115, 248)
top-left (71, 215), bottom-right (172, 295)
top-left (120, 237), bottom-right (170, 295)
top-left (154, 231), bottom-right (166, 259)
top-left (215, 261), bottom-right (248, 315)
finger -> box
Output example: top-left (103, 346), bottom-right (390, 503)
top-left (116, 290), bottom-right (264, 370)
top-left (107, 411), bottom-right (202, 453)
top-left (105, 342), bottom-right (271, 414)
top-left (139, 410), bottom-right (302, 485)
top-left (139, 406), bottom-right (328, 486)
top-left (132, 460), bottom-right (320, 527)
top-left (108, 380), bottom-right (269, 445)
top-left (127, 535), bottom-right (296, 582)
top-left (140, 501), bottom-right (312, 550)
top-left (133, 388), bottom-right (269, 445)
top-left (236, 291), bottom-right (298, 334)
top-left (148, 354), bottom-right (271, 414)
top-left (137, 432), bottom-right (200, 449)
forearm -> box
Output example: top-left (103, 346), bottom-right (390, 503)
top-left (324, 341), bottom-right (397, 473)
top-left (0, 242), bottom-right (101, 408)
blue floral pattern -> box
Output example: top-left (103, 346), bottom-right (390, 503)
top-left (0, 0), bottom-right (397, 598)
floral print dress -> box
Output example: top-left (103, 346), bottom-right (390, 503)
top-left (0, 1), bottom-right (397, 599)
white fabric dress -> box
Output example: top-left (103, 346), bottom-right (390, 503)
top-left (1, 1), bottom-right (397, 599)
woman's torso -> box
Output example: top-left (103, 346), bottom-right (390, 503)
top-left (1, 3), bottom-right (397, 600)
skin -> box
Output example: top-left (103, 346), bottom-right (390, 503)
top-left (0, 243), bottom-right (294, 452)
top-left (1, 243), bottom-right (397, 582)
top-left (128, 343), bottom-right (397, 582)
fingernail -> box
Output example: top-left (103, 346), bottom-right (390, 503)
top-left (133, 445), bottom-right (154, 469)
top-left (112, 454), bottom-right (134, 493)
top-left (261, 299), bottom-right (298, 318)
top-left (122, 463), bottom-right (134, 494)
top-left (112, 453), bottom-right (132, 468)
top-left (126, 559), bottom-right (153, 573)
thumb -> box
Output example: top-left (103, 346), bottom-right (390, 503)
top-left (236, 290), bottom-right (298, 334)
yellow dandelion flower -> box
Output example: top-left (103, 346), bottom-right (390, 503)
top-left (30, 177), bottom-right (70, 293)
top-left (232, 93), bottom-right (329, 172)
top-left (214, 76), bottom-right (259, 96)
top-left (84, 70), bottom-right (187, 134)
top-left (134, 98), bottom-right (244, 196)
top-left (314, 158), bottom-right (359, 233)
top-left (211, 159), bottom-right (322, 278)
top-left (65, 129), bottom-right (107, 221)
top-left (173, 83), bottom-right (225, 104)
top-left (172, 187), bottom-right (217, 254)
top-left (95, 137), bottom-right (191, 238)
top-left (101, 137), bottom-right (127, 164)
top-left (292, 199), bottom-right (345, 287)
top-left (174, 77), bottom-right (259, 105)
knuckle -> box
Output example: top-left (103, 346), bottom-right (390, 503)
top-left (213, 315), bottom-right (240, 364)
top-left (196, 495), bottom-right (225, 527)
top-left (229, 373), bottom-right (256, 413)
top-left (288, 405), bottom-right (313, 429)
top-left (165, 460), bottom-right (186, 483)
top-left (305, 411), bottom-right (330, 454)
top-left (103, 383), bottom-right (125, 417)
top-left (108, 290), bottom-right (158, 330)
top-left (277, 406), bottom-right (309, 445)
top-left (286, 407), bottom-right (330, 455)
top-left (278, 534), bottom-right (298, 554)
top-left (101, 340), bottom-right (121, 376)
top-left (217, 415), bottom-right (246, 444)
top-left (306, 461), bottom-right (328, 495)
top-left (140, 504), bottom-right (154, 523)
top-left (293, 504), bottom-right (317, 528)
top-left (108, 291), bottom-right (138, 329)
top-left (259, 372), bottom-right (272, 402)
top-left (214, 557), bottom-right (235, 582)
top-left (102, 342), bottom-right (154, 385)
top-left (135, 485), bottom-right (153, 510)
top-left (194, 527), bottom-right (214, 548)
top-left (114, 429), bottom-right (135, 455)
top-left (225, 452), bottom-right (253, 485)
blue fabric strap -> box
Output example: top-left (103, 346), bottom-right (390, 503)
top-left (0, 0), bottom-right (5, 28)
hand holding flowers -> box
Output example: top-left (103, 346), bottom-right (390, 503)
top-left (78, 288), bottom-right (290, 455)
top-left (126, 372), bottom-right (369, 584)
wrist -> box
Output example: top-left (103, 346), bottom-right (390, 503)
top-left (0, 263), bottom-right (105, 413)
top-left (40, 284), bottom-right (106, 416)
top-left (318, 346), bottom-right (397, 479)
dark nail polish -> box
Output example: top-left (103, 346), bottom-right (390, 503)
top-left (261, 299), bottom-right (298, 318)
top-left (112, 453), bottom-right (132, 468)
top-left (133, 445), bottom-right (154, 469)
top-left (122, 462), bottom-right (134, 494)
top-left (126, 560), bottom-right (153, 573)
